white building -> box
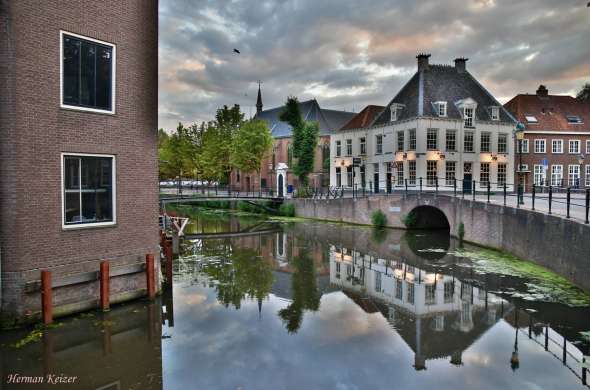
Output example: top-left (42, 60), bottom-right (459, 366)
top-left (331, 54), bottom-right (518, 193)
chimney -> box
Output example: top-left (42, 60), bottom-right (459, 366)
top-left (536, 85), bottom-right (548, 97)
top-left (454, 57), bottom-right (468, 73)
top-left (416, 53), bottom-right (431, 71)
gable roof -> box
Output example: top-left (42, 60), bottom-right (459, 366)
top-left (339, 105), bottom-right (385, 131)
top-left (504, 92), bottom-right (590, 131)
top-left (372, 64), bottom-right (516, 126)
top-left (255, 99), bottom-right (356, 138)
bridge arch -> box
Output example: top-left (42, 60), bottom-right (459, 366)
top-left (405, 205), bottom-right (450, 231)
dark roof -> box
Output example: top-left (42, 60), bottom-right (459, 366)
top-left (504, 92), bottom-right (590, 131)
top-left (339, 105), bottom-right (385, 131)
top-left (372, 65), bottom-right (515, 125)
top-left (255, 99), bottom-right (356, 138)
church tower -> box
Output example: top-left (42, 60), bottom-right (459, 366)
top-left (256, 80), bottom-right (263, 115)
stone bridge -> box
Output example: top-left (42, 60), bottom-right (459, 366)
top-left (287, 193), bottom-right (590, 291)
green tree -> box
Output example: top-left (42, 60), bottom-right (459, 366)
top-left (159, 123), bottom-right (199, 186)
top-left (231, 119), bottom-right (273, 193)
top-left (279, 97), bottom-right (319, 186)
top-left (577, 83), bottom-right (590, 102)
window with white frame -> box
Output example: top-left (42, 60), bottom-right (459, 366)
top-left (346, 166), bottom-right (353, 187)
top-left (490, 106), bottom-right (500, 121)
top-left (533, 165), bottom-right (546, 186)
top-left (63, 153), bottom-right (115, 227)
top-left (446, 130), bottom-right (456, 151)
top-left (61, 32), bottom-right (115, 113)
top-left (396, 162), bottom-right (404, 185)
top-left (360, 137), bottom-right (366, 155)
top-left (425, 284), bottom-right (436, 305)
top-left (498, 133), bottom-right (508, 153)
top-left (464, 107), bottom-right (475, 127)
top-left (520, 139), bottom-right (529, 153)
top-left (480, 163), bottom-right (490, 185)
top-left (551, 165), bottom-right (563, 186)
top-left (444, 281), bottom-right (454, 303)
top-left (407, 282), bottom-right (415, 304)
top-left (408, 160), bottom-right (416, 185)
top-left (525, 115), bottom-right (538, 124)
top-left (566, 115), bottom-right (583, 124)
top-left (335, 140), bottom-right (341, 157)
top-left (335, 167), bottom-right (342, 187)
top-left (408, 129), bottom-right (416, 150)
top-left (569, 140), bottom-right (580, 154)
top-left (390, 105), bottom-right (399, 121)
top-left (480, 132), bottom-right (491, 152)
top-left (397, 131), bottom-right (405, 152)
top-left (427, 128), bottom-right (438, 150)
top-left (497, 163), bottom-right (507, 186)
top-left (552, 139), bottom-right (563, 154)
top-left (445, 161), bottom-right (456, 186)
top-left (346, 139), bottom-right (352, 156)
top-left (375, 134), bottom-right (383, 154)
top-left (427, 160), bottom-right (438, 186)
top-left (569, 165), bottom-right (581, 187)
top-left (534, 139), bottom-right (546, 153)
top-left (395, 279), bottom-right (403, 300)
top-left (436, 101), bottom-right (447, 117)
top-left (586, 165), bottom-right (590, 187)
top-left (464, 131), bottom-right (474, 152)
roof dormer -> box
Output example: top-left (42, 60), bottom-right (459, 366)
top-left (390, 103), bottom-right (405, 122)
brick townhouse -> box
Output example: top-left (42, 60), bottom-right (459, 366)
top-left (0, 0), bottom-right (159, 324)
top-left (504, 85), bottom-right (590, 191)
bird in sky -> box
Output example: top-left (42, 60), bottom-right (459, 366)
top-left (233, 48), bottom-right (241, 54)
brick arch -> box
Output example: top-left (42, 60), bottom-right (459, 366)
top-left (405, 205), bottom-right (451, 230)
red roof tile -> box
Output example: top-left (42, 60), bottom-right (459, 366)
top-left (339, 105), bottom-right (385, 131)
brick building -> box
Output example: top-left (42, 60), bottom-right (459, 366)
top-left (504, 85), bottom-right (590, 191)
top-left (0, 1), bottom-right (159, 324)
top-left (229, 86), bottom-right (355, 195)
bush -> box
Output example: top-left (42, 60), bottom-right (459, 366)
top-left (401, 212), bottom-right (417, 228)
top-left (371, 210), bottom-right (387, 228)
top-left (457, 222), bottom-right (465, 246)
top-left (279, 203), bottom-right (295, 217)
top-left (238, 201), bottom-right (252, 212)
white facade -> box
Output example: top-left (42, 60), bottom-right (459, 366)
top-left (331, 116), bottom-right (516, 192)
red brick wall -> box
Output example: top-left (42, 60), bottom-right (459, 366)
top-left (0, 1), bottom-right (159, 321)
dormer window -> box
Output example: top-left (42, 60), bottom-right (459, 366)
top-left (390, 103), bottom-right (404, 122)
top-left (463, 107), bottom-right (474, 127)
top-left (490, 106), bottom-right (500, 121)
top-left (525, 115), bottom-right (538, 123)
top-left (435, 101), bottom-right (447, 117)
top-left (567, 115), bottom-right (583, 124)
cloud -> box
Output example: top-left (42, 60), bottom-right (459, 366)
top-left (158, 0), bottom-right (590, 131)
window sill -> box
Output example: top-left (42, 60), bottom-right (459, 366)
top-left (60, 104), bottom-right (115, 116)
top-left (62, 222), bottom-right (117, 231)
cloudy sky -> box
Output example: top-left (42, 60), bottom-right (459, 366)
top-left (158, 0), bottom-right (590, 131)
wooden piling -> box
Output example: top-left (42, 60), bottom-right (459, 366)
top-left (100, 261), bottom-right (110, 311)
top-left (41, 270), bottom-right (52, 324)
top-left (165, 238), bottom-right (173, 284)
top-left (146, 254), bottom-right (155, 299)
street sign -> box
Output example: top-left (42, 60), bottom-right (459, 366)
top-left (353, 157), bottom-right (362, 166)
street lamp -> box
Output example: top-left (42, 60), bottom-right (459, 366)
top-left (515, 122), bottom-right (525, 204)
top-left (578, 154), bottom-right (585, 188)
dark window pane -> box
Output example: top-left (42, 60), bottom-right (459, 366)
top-left (80, 42), bottom-right (96, 107)
top-left (63, 38), bottom-right (80, 105)
top-left (64, 157), bottom-right (80, 223)
top-left (96, 46), bottom-right (112, 110)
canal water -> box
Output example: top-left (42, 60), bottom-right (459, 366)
top-left (2, 207), bottom-right (590, 389)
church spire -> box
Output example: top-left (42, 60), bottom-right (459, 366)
top-left (256, 80), bottom-right (263, 115)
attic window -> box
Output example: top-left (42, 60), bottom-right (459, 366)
top-left (490, 106), bottom-right (500, 121)
top-left (567, 115), bottom-right (583, 124)
top-left (435, 101), bottom-right (447, 117)
top-left (463, 107), bottom-right (474, 127)
top-left (390, 104), bottom-right (404, 122)
top-left (525, 115), bottom-right (538, 123)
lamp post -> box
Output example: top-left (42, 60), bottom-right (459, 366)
top-left (515, 122), bottom-right (525, 204)
top-left (578, 154), bottom-right (585, 188)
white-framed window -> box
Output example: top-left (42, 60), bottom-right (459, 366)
top-left (346, 166), bottom-right (353, 187)
top-left (446, 130), bottom-right (456, 151)
top-left (427, 128), bottom-right (438, 150)
top-left (425, 284), bottom-right (436, 305)
top-left (586, 165), bottom-right (590, 187)
top-left (397, 131), bottom-right (405, 152)
top-left (390, 105), bottom-right (398, 121)
top-left (551, 165), bottom-right (563, 186)
top-left (408, 160), bottom-right (416, 185)
top-left (497, 163), bottom-right (507, 186)
top-left (464, 131), bottom-right (474, 152)
top-left (444, 281), bottom-right (454, 303)
top-left (498, 133), bottom-right (508, 153)
top-left (407, 282), bottom-right (415, 304)
top-left (569, 165), bottom-right (581, 187)
top-left (534, 139), bottom-right (546, 153)
top-left (552, 139), bottom-right (563, 154)
top-left (375, 135), bottom-right (383, 154)
top-left (346, 139), bottom-right (352, 156)
top-left (61, 31), bottom-right (116, 114)
top-left (566, 115), bottom-right (583, 124)
top-left (518, 163), bottom-right (529, 172)
top-left (520, 139), bottom-right (529, 153)
top-left (480, 163), bottom-right (490, 185)
top-left (490, 106), bottom-right (500, 121)
top-left (445, 161), bottom-right (456, 186)
top-left (525, 115), bottom-right (538, 123)
top-left (62, 153), bottom-right (116, 228)
top-left (569, 140), bottom-right (580, 154)
top-left (480, 132), bottom-right (491, 152)
top-left (335, 140), bottom-right (341, 157)
top-left (464, 107), bottom-right (475, 127)
top-left (533, 165), bottom-right (546, 186)
top-left (335, 167), bottom-right (342, 187)
top-left (435, 101), bottom-right (447, 117)
top-left (395, 162), bottom-right (404, 185)
top-left (427, 160), bottom-right (438, 186)
top-left (408, 129), bottom-right (416, 150)
top-left (359, 137), bottom-right (366, 155)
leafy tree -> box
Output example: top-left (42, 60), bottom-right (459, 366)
top-left (231, 119), bottom-right (273, 192)
top-left (577, 83), bottom-right (590, 102)
top-left (279, 97), bottom-right (319, 186)
top-left (158, 123), bottom-right (199, 185)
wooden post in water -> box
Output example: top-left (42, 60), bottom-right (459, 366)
top-left (41, 270), bottom-right (52, 324)
top-left (165, 238), bottom-right (174, 285)
top-left (146, 254), bottom-right (155, 299)
top-left (100, 261), bottom-right (110, 311)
